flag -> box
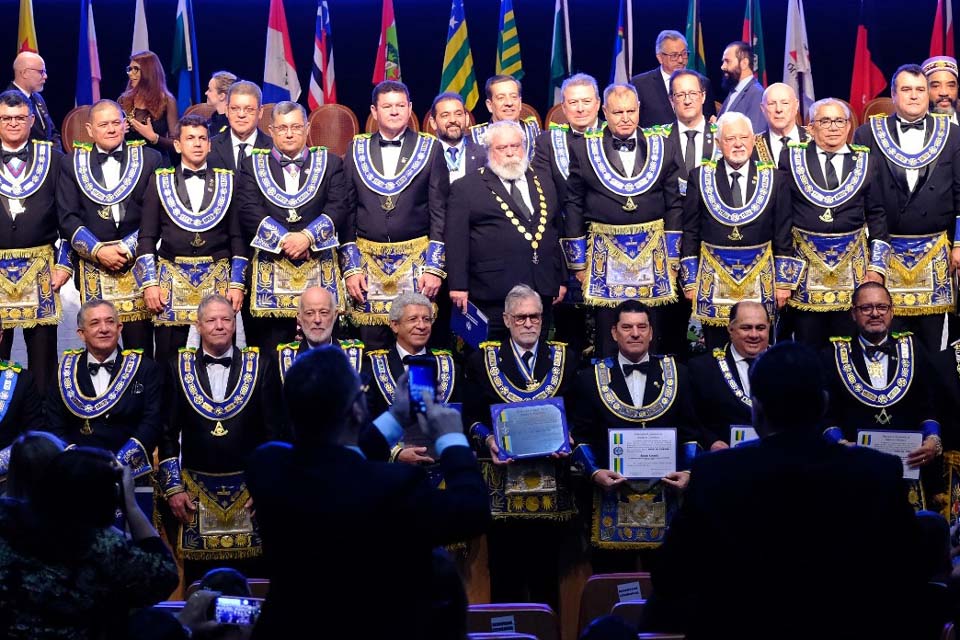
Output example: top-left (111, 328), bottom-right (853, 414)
top-left (18, 0), bottom-right (37, 53)
top-left (610, 0), bottom-right (632, 84)
top-left (685, 0), bottom-right (707, 74)
top-left (784, 0), bottom-right (815, 114)
top-left (308, 0), bottom-right (336, 109)
top-left (849, 0), bottom-right (886, 120)
top-left (170, 0), bottom-right (200, 116)
top-left (372, 0), bottom-right (401, 83)
top-left (931, 0), bottom-right (955, 57)
top-left (440, 0), bottom-right (479, 110)
top-left (548, 0), bottom-right (571, 105)
top-left (75, 0), bottom-right (101, 105)
top-left (132, 0), bottom-right (149, 54)
top-left (742, 0), bottom-right (766, 86)
top-left (496, 0), bottom-right (523, 79)
top-left (264, 0), bottom-right (301, 102)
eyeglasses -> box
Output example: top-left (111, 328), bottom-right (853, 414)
top-left (228, 106), bottom-right (258, 116)
top-left (854, 303), bottom-right (892, 315)
top-left (25, 68), bottom-right (47, 76)
top-left (661, 51), bottom-right (689, 61)
top-left (271, 124), bottom-right (305, 135)
top-left (0, 115), bottom-right (30, 125)
top-left (509, 313), bottom-right (542, 326)
top-left (815, 117), bottom-right (849, 129)
top-left (125, 65), bottom-right (141, 74)
top-left (672, 90), bottom-right (704, 101)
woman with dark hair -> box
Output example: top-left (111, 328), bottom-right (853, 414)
top-left (4, 431), bottom-right (64, 501)
top-left (0, 447), bottom-right (179, 639)
top-left (118, 50), bottom-right (178, 159)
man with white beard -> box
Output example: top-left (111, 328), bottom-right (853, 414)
top-left (445, 121), bottom-right (566, 341)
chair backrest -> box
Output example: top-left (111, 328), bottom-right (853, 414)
top-left (421, 109), bottom-right (476, 137)
top-left (61, 106), bottom-right (94, 153)
top-left (636, 634), bottom-right (685, 640)
top-left (577, 572), bottom-right (653, 635)
top-left (468, 603), bottom-right (559, 640)
top-left (467, 634), bottom-right (538, 640)
top-left (545, 103), bottom-right (567, 127)
top-left (943, 622), bottom-right (956, 640)
top-left (185, 578), bottom-right (271, 599)
top-left (519, 103), bottom-right (542, 129)
top-left (364, 112), bottom-right (420, 135)
top-left (862, 97), bottom-right (894, 121)
top-left (609, 599), bottom-right (646, 628)
top-left (259, 103), bottom-right (275, 135)
top-left (307, 104), bottom-right (359, 157)
top-left (152, 601), bottom-right (186, 613)
top-left (184, 103), bottom-right (217, 121)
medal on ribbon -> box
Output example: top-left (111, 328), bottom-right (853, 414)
top-left (713, 348), bottom-right (751, 407)
top-left (491, 175), bottom-right (549, 265)
top-left (0, 140), bottom-right (52, 200)
top-left (156, 168), bottom-right (234, 232)
top-left (699, 160), bottom-right (775, 241)
top-left (788, 143), bottom-right (869, 223)
top-left (594, 356), bottom-right (677, 423)
top-left (483, 342), bottom-right (565, 402)
top-left (73, 141), bottom-right (145, 206)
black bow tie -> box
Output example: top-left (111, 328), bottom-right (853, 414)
top-left (88, 360), bottom-right (115, 376)
top-left (97, 149), bottom-right (123, 164)
top-left (182, 168), bottom-right (206, 180)
top-left (742, 357), bottom-right (756, 366)
top-left (202, 354), bottom-right (233, 367)
top-left (279, 156), bottom-right (304, 168)
top-left (864, 342), bottom-right (897, 360)
top-left (622, 361), bottom-right (651, 377)
top-left (612, 137), bottom-right (636, 151)
top-left (898, 118), bottom-right (925, 132)
top-left (380, 138), bottom-right (403, 147)
top-left (1, 149), bottom-right (28, 164)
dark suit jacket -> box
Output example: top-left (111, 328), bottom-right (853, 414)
top-left (719, 77), bottom-right (766, 134)
top-left (6, 83), bottom-right (60, 150)
top-left (0, 144), bottom-right (63, 250)
top-left (931, 345), bottom-right (960, 450)
top-left (45, 351), bottom-right (163, 454)
top-left (631, 67), bottom-right (716, 129)
top-left (531, 127), bottom-right (589, 205)
top-left (445, 166), bottom-right (565, 300)
top-left (758, 126), bottom-right (809, 169)
top-left (208, 129), bottom-right (272, 174)
top-left (687, 346), bottom-right (752, 447)
top-left (853, 114), bottom-right (960, 238)
top-left (665, 120), bottom-right (715, 181)
top-left (0, 366), bottom-right (44, 450)
top-left (645, 431), bottom-right (922, 639)
top-left (449, 136), bottom-right (486, 180)
top-left (246, 439), bottom-right (489, 639)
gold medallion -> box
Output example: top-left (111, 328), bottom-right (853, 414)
top-left (286, 208), bottom-right (302, 223)
top-left (728, 226), bottom-right (743, 241)
top-left (382, 194), bottom-right (396, 211)
top-left (190, 232), bottom-right (206, 248)
top-left (622, 195), bottom-right (637, 211)
top-left (210, 420), bottom-right (229, 437)
top-left (80, 419), bottom-right (93, 435)
top-left (532, 250), bottom-right (539, 265)
top-left (819, 207), bottom-right (834, 223)
top-left (98, 205), bottom-right (112, 220)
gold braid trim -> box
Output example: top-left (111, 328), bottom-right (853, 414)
top-left (182, 472), bottom-right (252, 528)
top-left (356, 236), bottom-right (430, 289)
top-left (887, 235), bottom-right (951, 282)
top-left (0, 252), bottom-right (49, 298)
top-left (584, 219), bottom-right (677, 308)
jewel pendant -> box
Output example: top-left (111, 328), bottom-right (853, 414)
top-left (532, 250), bottom-right (539, 265)
top-left (80, 419), bottom-right (93, 435)
top-left (286, 208), bottom-right (302, 223)
top-left (210, 420), bottom-right (229, 437)
top-left (819, 207), bottom-right (834, 223)
top-left (622, 196), bottom-right (637, 211)
top-left (728, 226), bottom-right (743, 241)
top-left (98, 205), bottom-right (112, 220)
top-left (190, 232), bottom-right (206, 248)
top-left (874, 408), bottom-right (892, 425)
top-left (382, 195), bottom-right (396, 211)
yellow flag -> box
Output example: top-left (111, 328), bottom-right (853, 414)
top-left (18, 0), bottom-right (38, 53)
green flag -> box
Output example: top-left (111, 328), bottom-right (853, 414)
top-left (440, 0), bottom-right (479, 110)
top-left (685, 0), bottom-right (707, 74)
top-left (742, 0), bottom-right (767, 85)
top-left (549, 0), bottom-right (570, 105)
top-left (496, 0), bottom-right (523, 79)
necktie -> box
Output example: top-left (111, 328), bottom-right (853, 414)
top-left (88, 360), bottom-right (116, 376)
top-left (508, 180), bottom-right (533, 219)
top-left (521, 350), bottom-right (534, 372)
top-left (183, 168), bottom-right (206, 180)
top-left (865, 343), bottom-right (896, 360)
top-left (743, 357), bottom-right (756, 367)
top-left (236, 143), bottom-right (248, 170)
top-left (730, 171), bottom-right (743, 208)
top-left (823, 152), bottom-right (840, 190)
top-left (380, 139), bottom-right (403, 147)
top-left (98, 149), bottom-right (123, 164)
top-left (1, 149), bottom-right (28, 165)
top-left (898, 118), bottom-right (925, 132)
top-left (612, 137), bottom-right (636, 151)
top-left (684, 130), bottom-right (698, 174)
top-left (778, 135), bottom-right (791, 168)
top-left (202, 354), bottom-right (233, 367)
top-left (623, 362), bottom-right (651, 377)
top-left (447, 146), bottom-right (460, 167)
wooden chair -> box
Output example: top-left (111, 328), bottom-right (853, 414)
top-left (421, 109), bottom-right (476, 136)
top-left (258, 103), bottom-right (275, 136)
top-left (577, 572), bottom-right (653, 635)
top-left (185, 578), bottom-right (270, 599)
top-left (61, 106), bottom-right (94, 152)
top-left (307, 104), bottom-right (359, 157)
top-left (610, 599), bottom-right (646, 628)
top-left (862, 97), bottom-right (894, 120)
top-left (519, 103), bottom-right (542, 129)
top-left (467, 603), bottom-right (559, 640)
top-left (545, 103), bottom-right (567, 127)
top-left (364, 112), bottom-right (420, 135)
top-left (184, 103), bottom-right (217, 121)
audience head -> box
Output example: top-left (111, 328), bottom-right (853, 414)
top-left (716, 111), bottom-right (754, 167)
top-left (916, 510), bottom-right (952, 582)
top-left (121, 51), bottom-right (171, 119)
top-left (12, 52), bottom-right (46, 94)
top-left (270, 100), bottom-right (308, 157)
top-left (427, 549), bottom-right (468, 640)
top-left (225, 80), bottom-right (263, 139)
top-left (503, 284), bottom-right (543, 351)
top-left (0, 90), bottom-right (35, 148)
top-left (611, 299), bottom-right (653, 363)
top-left (727, 301), bottom-right (770, 359)
top-left (198, 567), bottom-right (252, 597)
top-left (485, 75), bottom-right (522, 122)
top-left (429, 92), bottom-right (468, 145)
top-left (284, 346), bottom-right (365, 447)
top-left (33, 447), bottom-right (123, 530)
top-left (923, 56), bottom-right (959, 116)
top-left (86, 99), bottom-right (126, 152)
top-left (750, 342), bottom-right (827, 436)
top-left (850, 282), bottom-right (893, 343)
top-left (891, 63), bottom-right (929, 121)
top-left (196, 294), bottom-right (236, 355)
top-left (669, 70), bottom-right (707, 127)
top-left (655, 30), bottom-right (689, 75)
top-left (602, 84), bottom-right (640, 139)
top-left (388, 292), bottom-right (434, 354)
top-left (485, 120), bottom-right (527, 180)
top-left (561, 73), bottom-right (601, 132)
top-left (174, 114), bottom-right (211, 170)
top-left (371, 80), bottom-right (412, 139)
top-left (76, 300), bottom-right (122, 360)
top-left (809, 98), bottom-right (852, 152)
top-left (5, 431), bottom-right (65, 501)
top-left (206, 70), bottom-right (238, 111)
top-left (579, 615), bottom-right (637, 640)
top-left (297, 286), bottom-right (337, 347)
top-left (761, 82), bottom-right (799, 136)
top-left (721, 40), bottom-right (753, 89)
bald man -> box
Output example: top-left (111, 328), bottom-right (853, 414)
top-left (8, 52), bottom-right (59, 149)
top-left (756, 83), bottom-right (808, 169)
top-left (276, 286), bottom-right (364, 382)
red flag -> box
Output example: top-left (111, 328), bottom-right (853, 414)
top-left (849, 1), bottom-right (886, 120)
top-left (372, 0), bottom-right (400, 84)
top-left (930, 0), bottom-right (955, 57)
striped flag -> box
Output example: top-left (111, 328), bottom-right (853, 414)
top-left (548, 0), bottom-right (571, 105)
top-left (308, 0), bottom-right (336, 109)
top-left (496, 0), bottom-right (523, 79)
top-left (684, 0), bottom-right (707, 74)
top-left (372, 0), bottom-right (401, 83)
top-left (75, 0), bottom-right (101, 105)
top-left (132, 0), bottom-right (149, 54)
top-left (609, 0), bottom-right (632, 84)
top-left (931, 0), bottom-right (955, 57)
top-left (784, 0), bottom-right (815, 114)
top-left (263, 0), bottom-right (301, 103)
top-left (742, 0), bottom-right (766, 86)
top-left (18, 0), bottom-right (38, 53)
top-left (440, 0), bottom-right (479, 110)
top-left (170, 0), bottom-right (200, 116)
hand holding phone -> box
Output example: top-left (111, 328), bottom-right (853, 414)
top-left (406, 356), bottom-right (438, 417)
top-left (213, 596), bottom-right (262, 626)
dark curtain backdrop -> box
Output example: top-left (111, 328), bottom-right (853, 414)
top-left (2, 0), bottom-right (944, 132)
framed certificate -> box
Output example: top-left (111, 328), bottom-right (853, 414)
top-left (608, 428), bottom-right (677, 479)
top-left (857, 429), bottom-right (923, 480)
top-left (730, 425), bottom-right (759, 447)
top-left (491, 397), bottom-right (571, 461)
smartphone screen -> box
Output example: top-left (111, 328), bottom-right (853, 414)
top-left (213, 596), bottom-right (262, 625)
top-left (407, 357), bottom-right (437, 416)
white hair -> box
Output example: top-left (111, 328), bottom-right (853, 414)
top-left (715, 111), bottom-right (754, 138)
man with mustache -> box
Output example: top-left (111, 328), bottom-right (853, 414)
top-left (427, 92), bottom-right (485, 184)
top-left (469, 75), bottom-right (540, 161)
top-left (718, 41), bottom-right (765, 135)
top-left (924, 56), bottom-right (959, 125)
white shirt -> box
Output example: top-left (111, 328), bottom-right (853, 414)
top-left (660, 67), bottom-right (672, 96)
top-left (440, 140), bottom-right (466, 183)
top-left (897, 117), bottom-right (925, 191)
top-left (396, 343), bottom-right (427, 372)
top-left (279, 151), bottom-right (303, 194)
top-left (183, 163), bottom-right (207, 213)
top-left (723, 160), bottom-right (748, 205)
top-left (96, 144), bottom-right (123, 224)
top-left (1, 142), bottom-right (29, 218)
top-left (618, 351), bottom-right (650, 406)
top-left (677, 118), bottom-right (706, 168)
top-left (816, 145), bottom-right (849, 186)
top-left (230, 131), bottom-right (258, 167)
top-left (729, 344), bottom-right (754, 397)
top-left (768, 125), bottom-right (801, 166)
top-left (87, 349), bottom-right (120, 397)
top-left (379, 131), bottom-right (406, 179)
top-left (511, 339), bottom-right (538, 375)
top-left (499, 174), bottom-right (534, 214)
top-left (859, 336), bottom-right (890, 389)
top-left (613, 133), bottom-right (639, 177)
top-left (203, 346), bottom-right (235, 402)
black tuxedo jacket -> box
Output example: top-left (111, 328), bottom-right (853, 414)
top-left (445, 166), bottom-right (565, 300)
top-left (758, 127), bottom-right (810, 169)
top-left (682, 164), bottom-right (793, 258)
top-left (246, 439), bottom-right (489, 639)
top-left (687, 347), bottom-right (752, 447)
top-left (0, 366), bottom-right (44, 450)
top-left (565, 128), bottom-right (683, 236)
top-left (6, 83), bottom-right (60, 150)
top-left (138, 165), bottom-right (246, 261)
top-left (45, 351), bottom-right (163, 454)
top-left (531, 127), bottom-right (589, 205)
top-left (457, 136), bottom-right (487, 177)
top-left (160, 350), bottom-right (283, 472)
top-left (931, 346), bottom-right (960, 450)
top-left (630, 67), bottom-right (717, 129)
top-left (665, 120), bottom-right (715, 181)
top-left (342, 129), bottom-right (450, 244)
top-left (0, 144), bottom-right (62, 250)
top-left (234, 147), bottom-right (349, 244)
top-left (853, 114), bottom-right (960, 237)
top-left (208, 129), bottom-right (272, 174)
top-left (646, 431), bottom-right (921, 638)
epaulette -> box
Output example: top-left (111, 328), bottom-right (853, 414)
top-left (32, 140), bottom-right (52, 148)
top-left (354, 133), bottom-right (373, 140)
top-left (708, 122), bottom-right (718, 134)
top-left (418, 132), bottom-right (437, 141)
top-left (72, 141), bottom-right (93, 151)
top-left (430, 348), bottom-right (453, 356)
top-left (63, 348), bottom-right (86, 355)
top-left (468, 123), bottom-right (484, 131)
top-left (127, 140), bottom-right (147, 148)
top-left (712, 348), bottom-right (725, 358)
top-left (308, 145), bottom-right (327, 152)
top-left (891, 331), bottom-right (914, 340)
top-left (755, 160), bottom-right (778, 171)
top-left (548, 122), bottom-right (569, 131)
top-left (178, 346), bottom-right (198, 353)
top-left (121, 348), bottom-right (144, 355)
top-left (155, 167), bottom-right (176, 175)
top-left (276, 341), bottom-right (300, 351)
top-left (547, 340), bottom-right (568, 347)
top-left (250, 147), bottom-right (272, 155)
top-left (849, 143), bottom-right (870, 154)
top-left (522, 116), bottom-right (537, 125)
top-left (659, 123), bottom-right (674, 135)
top-left (591, 357), bottom-right (614, 366)
top-left (868, 114), bottom-right (886, 121)
top-left (479, 340), bottom-right (501, 349)
top-left (242, 346), bottom-right (260, 353)
top-left (218, 125), bottom-right (228, 135)
top-left (0, 360), bottom-right (23, 373)
top-left (829, 336), bottom-right (852, 343)
top-left (338, 339), bottom-right (365, 348)
top-left (368, 349), bottom-right (390, 356)
top-left (786, 140), bottom-right (809, 149)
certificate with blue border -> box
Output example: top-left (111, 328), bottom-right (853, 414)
top-left (491, 397), bottom-right (571, 461)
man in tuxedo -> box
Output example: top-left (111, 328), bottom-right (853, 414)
top-left (469, 75), bottom-right (541, 161)
top-left (645, 341), bottom-right (922, 639)
top-left (45, 300), bottom-right (162, 479)
top-left (57, 99), bottom-right (162, 356)
top-left (562, 83), bottom-right (683, 357)
top-left (427, 92), bottom-right (485, 183)
top-left (246, 345), bottom-right (488, 640)
top-left (631, 30), bottom-right (716, 129)
top-left (924, 56), bottom-right (959, 125)
top-left (0, 90), bottom-right (70, 393)
top-left (208, 80), bottom-right (272, 174)
top-left (158, 294), bottom-right (282, 583)
top-left (341, 81), bottom-right (449, 349)
top-left (446, 120), bottom-right (566, 341)
top-left (234, 100), bottom-right (348, 353)
top-left (136, 114), bottom-right (248, 365)
top-left (756, 83), bottom-right (808, 168)
top-left (688, 300), bottom-right (769, 450)
top-left (853, 64), bottom-right (960, 352)
top-left (8, 52), bottom-right (59, 149)
top-left (718, 41), bottom-right (765, 134)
